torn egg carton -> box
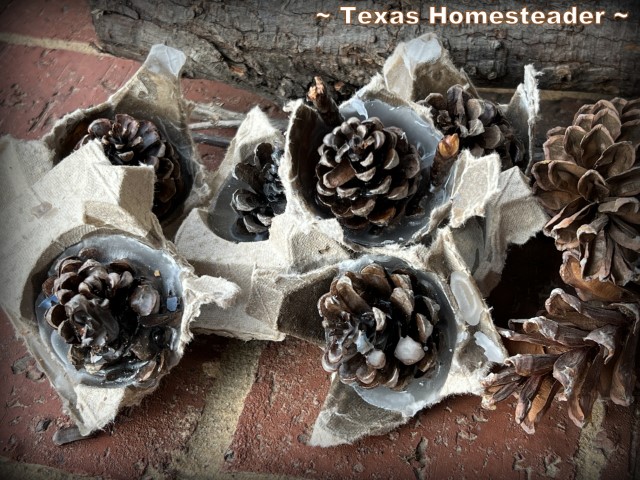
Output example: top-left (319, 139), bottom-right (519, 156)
top-left (0, 142), bottom-right (240, 438)
top-left (175, 106), bottom-right (351, 341)
top-left (175, 34), bottom-right (546, 444)
top-left (242, 224), bottom-right (507, 446)
top-left (0, 44), bottom-right (213, 238)
top-left (307, 229), bottom-right (508, 446)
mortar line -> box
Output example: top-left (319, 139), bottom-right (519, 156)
top-left (170, 339), bottom-right (272, 478)
top-left (575, 399), bottom-right (607, 480)
top-left (0, 457), bottom-right (97, 480)
top-left (0, 32), bottom-right (106, 57)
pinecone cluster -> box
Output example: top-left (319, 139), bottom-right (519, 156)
top-left (75, 114), bottom-right (185, 219)
top-left (483, 97), bottom-right (640, 434)
top-left (315, 117), bottom-right (424, 232)
top-left (41, 248), bottom-right (181, 383)
top-left (533, 98), bottom-right (640, 287)
top-left (231, 142), bottom-right (286, 237)
top-left (318, 263), bottom-right (440, 390)
top-left (482, 288), bottom-right (639, 433)
top-left (420, 85), bottom-right (523, 169)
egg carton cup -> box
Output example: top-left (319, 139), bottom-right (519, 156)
top-left (0, 44), bottom-right (214, 238)
top-left (175, 35), bottom-right (547, 445)
top-left (0, 142), bottom-right (240, 437)
top-left (177, 34), bottom-right (546, 339)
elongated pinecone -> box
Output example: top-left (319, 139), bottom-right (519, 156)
top-left (75, 114), bottom-right (185, 219)
top-left (420, 85), bottom-right (523, 168)
top-left (318, 263), bottom-right (440, 390)
top-left (315, 117), bottom-right (423, 231)
top-left (532, 98), bottom-right (640, 286)
top-left (231, 143), bottom-right (286, 237)
top-left (482, 288), bottom-right (639, 433)
top-left (41, 249), bottom-right (181, 383)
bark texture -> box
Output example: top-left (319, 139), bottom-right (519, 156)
top-left (90, 0), bottom-right (640, 101)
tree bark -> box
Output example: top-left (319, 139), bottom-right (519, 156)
top-left (90, 0), bottom-right (639, 102)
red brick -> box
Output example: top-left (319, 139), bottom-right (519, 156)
top-left (0, 310), bottom-right (223, 479)
top-left (598, 402), bottom-right (638, 479)
top-left (182, 77), bottom-right (281, 116)
top-left (0, 44), bottom-right (140, 139)
top-left (0, 0), bottom-right (97, 43)
top-left (226, 338), bottom-right (583, 480)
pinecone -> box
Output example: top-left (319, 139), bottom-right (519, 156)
top-left (231, 142), bottom-right (286, 237)
top-left (40, 248), bottom-right (181, 383)
top-left (318, 263), bottom-right (440, 391)
top-left (75, 114), bottom-right (185, 220)
top-left (482, 288), bottom-right (639, 433)
top-left (420, 85), bottom-right (523, 168)
top-left (532, 98), bottom-right (640, 286)
top-left (315, 117), bottom-right (424, 232)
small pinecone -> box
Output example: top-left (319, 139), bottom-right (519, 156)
top-left (231, 143), bottom-right (286, 236)
top-left (315, 117), bottom-right (423, 231)
top-left (420, 85), bottom-right (523, 168)
top-left (482, 288), bottom-right (639, 433)
top-left (41, 249), bottom-right (180, 382)
top-left (75, 114), bottom-right (185, 219)
top-left (318, 263), bottom-right (440, 390)
top-left (532, 98), bottom-right (640, 285)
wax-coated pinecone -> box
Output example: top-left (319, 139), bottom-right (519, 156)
top-left (420, 85), bottom-right (523, 168)
top-left (318, 263), bottom-right (440, 390)
top-left (231, 143), bottom-right (286, 237)
top-left (41, 249), bottom-right (181, 382)
top-left (315, 117), bottom-right (423, 231)
top-left (532, 98), bottom-right (640, 286)
top-left (482, 288), bottom-right (639, 433)
top-left (75, 114), bottom-right (185, 219)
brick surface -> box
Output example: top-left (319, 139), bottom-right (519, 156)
top-left (225, 338), bottom-right (584, 480)
top-left (0, 309), bottom-right (221, 479)
top-left (0, 43), bottom-right (139, 139)
top-left (0, 0), bottom-right (97, 44)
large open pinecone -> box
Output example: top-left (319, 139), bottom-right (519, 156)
top-left (231, 142), bottom-right (286, 237)
top-left (318, 263), bottom-right (440, 391)
top-left (420, 85), bottom-right (523, 168)
top-left (41, 248), bottom-right (181, 383)
top-left (482, 288), bottom-right (639, 433)
top-left (75, 114), bottom-right (185, 219)
top-left (315, 117), bottom-right (424, 232)
top-left (532, 98), bottom-right (640, 286)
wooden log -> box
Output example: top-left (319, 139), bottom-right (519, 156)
top-left (90, 0), bottom-right (640, 102)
